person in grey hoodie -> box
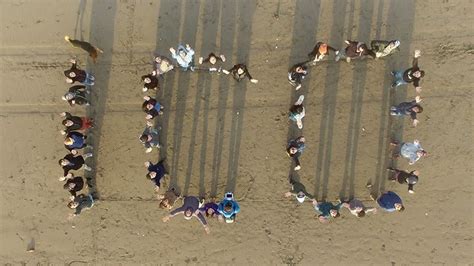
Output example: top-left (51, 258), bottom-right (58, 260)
top-left (162, 196), bottom-right (210, 234)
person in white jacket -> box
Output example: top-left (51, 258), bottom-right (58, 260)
top-left (169, 44), bottom-right (195, 71)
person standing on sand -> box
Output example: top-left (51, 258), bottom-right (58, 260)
top-left (341, 198), bottom-right (377, 217)
top-left (142, 96), bottom-right (164, 120)
top-left (139, 123), bottom-right (160, 153)
top-left (335, 40), bottom-right (373, 62)
top-left (372, 191), bottom-right (404, 212)
top-left (391, 139), bottom-right (427, 165)
top-left (289, 95), bottom-right (305, 129)
top-left (387, 168), bottom-right (419, 194)
top-left (59, 152), bottom-right (93, 178)
top-left (308, 42), bottom-right (339, 63)
top-left (64, 59), bottom-right (95, 86)
top-left (288, 63), bottom-right (308, 90)
top-left (198, 52), bottom-right (226, 73)
top-left (60, 112), bottom-right (94, 135)
top-left (391, 50), bottom-right (424, 93)
top-left (170, 44), bottom-right (195, 71)
top-left (312, 199), bottom-right (342, 223)
top-left (217, 193), bottom-right (240, 223)
top-left (141, 71), bottom-right (159, 92)
top-left (286, 136), bottom-right (305, 171)
top-left (63, 174), bottom-right (85, 199)
top-left (68, 193), bottom-right (94, 219)
top-left (199, 201), bottom-right (222, 220)
top-left (284, 178), bottom-right (313, 203)
top-left (154, 55), bottom-right (174, 75)
top-left (144, 159), bottom-right (167, 192)
top-left (390, 95), bottom-right (423, 127)
top-left (162, 196), bottom-right (210, 234)
top-left (158, 187), bottom-right (180, 210)
top-left (62, 85), bottom-right (90, 106)
top-left (64, 131), bottom-right (90, 152)
top-left (222, 64), bottom-right (258, 83)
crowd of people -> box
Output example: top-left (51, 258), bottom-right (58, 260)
top-left (285, 39), bottom-right (426, 222)
top-left (140, 44), bottom-right (259, 233)
top-left (57, 35), bottom-right (427, 228)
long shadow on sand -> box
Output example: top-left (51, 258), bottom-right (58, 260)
top-left (313, 0), bottom-right (350, 200)
top-left (84, 0), bottom-right (118, 199)
top-left (286, 0), bottom-right (321, 181)
top-left (224, 0), bottom-right (257, 193)
top-left (338, 0), bottom-right (375, 200)
top-left (371, 0), bottom-right (416, 196)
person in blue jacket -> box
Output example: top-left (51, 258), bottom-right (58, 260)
top-left (217, 193), bottom-right (240, 223)
top-left (374, 191), bottom-right (404, 212)
top-left (64, 131), bottom-right (89, 152)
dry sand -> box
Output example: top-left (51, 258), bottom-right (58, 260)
top-left (0, 0), bottom-right (473, 264)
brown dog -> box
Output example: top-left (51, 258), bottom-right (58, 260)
top-left (64, 36), bottom-right (103, 63)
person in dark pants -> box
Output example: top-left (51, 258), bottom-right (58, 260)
top-left (391, 50), bottom-right (424, 93)
top-left (308, 42), bottom-right (339, 63)
top-left (199, 201), bottom-right (222, 220)
top-left (222, 64), bottom-right (258, 83)
top-left (64, 59), bottom-right (95, 86)
top-left (390, 95), bottom-right (423, 126)
top-left (63, 174), bottom-right (85, 199)
top-left (336, 40), bottom-right (373, 62)
top-left (62, 85), bottom-right (90, 106)
top-left (142, 96), bottom-right (164, 120)
top-left (141, 71), bottom-right (159, 92)
top-left (59, 152), bottom-right (93, 179)
top-left (287, 136), bottom-right (305, 171)
top-left (198, 52), bottom-right (226, 73)
top-left (288, 63), bottom-right (308, 90)
top-left (144, 159), bottom-right (167, 192)
top-left (60, 112), bottom-right (94, 135)
top-left (64, 132), bottom-right (90, 153)
top-left (68, 194), bottom-right (94, 219)
top-left (387, 168), bottom-right (419, 194)
top-left (284, 177), bottom-right (313, 203)
top-left (312, 199), bottom-right (342, 223)
top-left (162, 196), bottom-right (210, 234)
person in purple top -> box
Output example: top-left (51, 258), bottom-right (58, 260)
top-left (199, 201), bottom-right (222, 221)
top-left (162, 196), bottom-right (210, 234)
top-left (373, 191), bottom-right (404, 212)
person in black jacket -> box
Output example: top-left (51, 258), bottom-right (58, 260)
top-left (59, 152), bottom-right (93, 179)
top-left (287, 136), bottom-right (306, 171)
top-left (64, 59), bottom-right (95, 85)
top-left (391, 50), bottom-right (425, 93)
top-left (60, 112), bottom-right (94, 135)
top-left (335, 40), bottom-right (374, 62)
top-left (63, 174), bottom-right (85, 199)
top-left (141, 71), bottom-right (159, 92)
top-left (390, 95), bottom-right (423, 126)
top-left (222, 64), bottom-right (258, 83)
top-left (288, 63), bottom-right (308, 90)
top-left (144, 159), bottom-right (168, 192)
top-left (62, 85), bottom-right (90, 106)
top-left (387, 168), bottom-right (419, 194)
top-left (142, 96), bottom-right (164, 120)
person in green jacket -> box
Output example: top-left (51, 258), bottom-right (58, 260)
top-left (370, 40), bottom-right (400, 58)
top-left (312, 199), bottom-right (342, 223)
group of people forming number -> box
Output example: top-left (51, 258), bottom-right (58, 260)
top-left (285, 39), bottom-right (427, 223)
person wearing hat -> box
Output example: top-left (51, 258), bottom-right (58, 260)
top-left (308, 41), bottom-right (339, 63)
top-left (217, 193), bottom-right (240, 223)
top-left (162, 196), bottom-right (210, 234)
top-left (284, 178), bottom-right (314, 203)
